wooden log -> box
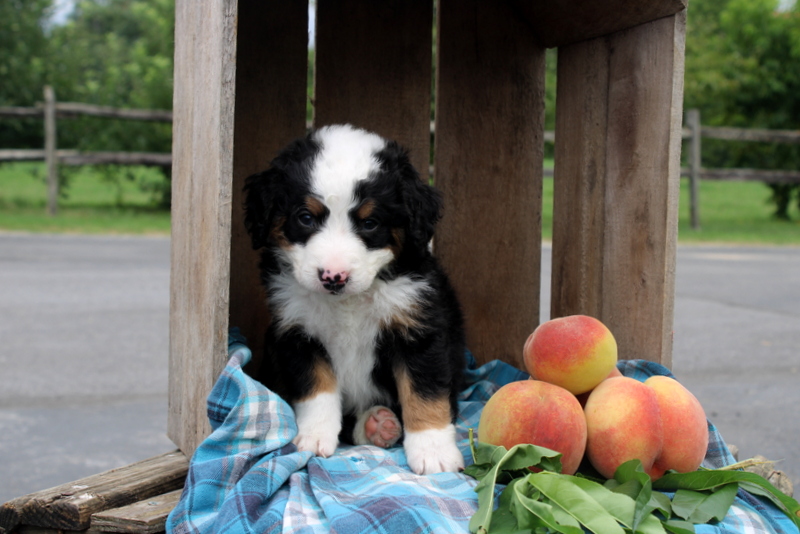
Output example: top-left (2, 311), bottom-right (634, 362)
top-left (551, 12), bottom-right (686, 368)
top-left (168, 0), bottom-right (238, 456)
top-left (44, 86), bottom-right (58, 217)
top-left (701, 126), bottom-right (800, 144)
top-left (314, 0), bottom-right (433, 177)
top-left (0, 150), bottom-right (169, 167)
top-left (90, 489), bottom-right (181, 533)
top-left (59, 152), bottom-right (172, 167)
top-left (686, 109), bottom-right (701, 229)
top-left (53, 103), bottom-right (172, 122)
top-left (228, 0), bottom-right (308, 374)
top-left (435, 0), bottom-right (546, 369)
top-left (0, 107), bottom-right (44, 118)
top-left (697, 168), bottom-right (800, 184)
top-left (510, 0), bottom-right (686, 48)
top-left (0, 451), bottom-right (186, 532)
top-left (0, 104), bottom-right (172, 122)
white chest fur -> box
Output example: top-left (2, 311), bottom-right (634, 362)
top-left (270, 272), bottom-right (430, 413)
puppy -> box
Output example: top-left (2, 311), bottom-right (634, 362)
top-left (243, 124), bottom-right (466, 475)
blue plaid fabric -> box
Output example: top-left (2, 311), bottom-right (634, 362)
top-left (166, 331), bottom-right (799, 534)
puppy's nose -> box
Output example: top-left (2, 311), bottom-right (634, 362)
top-left (318, 268), bottom-right (349, 294)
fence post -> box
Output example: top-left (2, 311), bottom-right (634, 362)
top-left (44, 86), bottom-right (58, 216)
top-left (686, 108), bottom-right (701, 229)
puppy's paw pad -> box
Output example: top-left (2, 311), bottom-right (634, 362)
top-left (363, 406), bottom-right (402, 448)
top-left (404, 426), bottom-right (464, 475)
top-left (293, 433), bottom-right (338, 458)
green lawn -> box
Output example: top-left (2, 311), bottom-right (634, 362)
top-left (0, 162), bottom-right (171, 235)
top-left (1, 162), bottom-right (798, 244)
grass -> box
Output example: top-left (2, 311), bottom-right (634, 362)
top-left (1, 162), bottom-right (799, 245)
top-left (0, 162), bottom-right (171, 235)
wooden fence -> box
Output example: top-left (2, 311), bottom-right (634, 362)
top-left (681, 108), bottom-right (800, 229)
top-left (0, 86), bottom-right (172, 215)
top-left (2, 92), bottom-right (799, 224)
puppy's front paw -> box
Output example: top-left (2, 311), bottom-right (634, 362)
top-left (293, 431), bottom-right (339, 458)
top-left (292, 392), bottom-right (341, 458)
top-left (403, 425), bottom-right (464, 475)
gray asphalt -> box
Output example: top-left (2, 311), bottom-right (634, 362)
top-left (1, 233), bottom-right (798, 504)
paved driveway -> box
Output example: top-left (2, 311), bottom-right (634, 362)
top-left (0, 234), bottom-right (798, 504)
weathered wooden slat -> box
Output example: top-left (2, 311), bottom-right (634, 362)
top-left (701, 126), bottom-right (800, 144)
top-left (551, 12), bottom-right (686, 368)
top-left (689, 168), bottom-right (800, 184)
top-left (314, 0), bottom-right (433, 177)
top-left (228, 0), bottom-right (308, 375)
top-left (14, 526), bottom-right (106, 534)
top-left (435, 0), bottom-right (546, 369)
top-left (167, 0), bottom-right (238, 456)
top-left (90, 489), bottom-right (181, 533)
top-left (0, 451), bottom-right (186, 532)
top-left (511, 0), bottom-right (686, 48)
top-left (52, 103), bottom-right (172, 122)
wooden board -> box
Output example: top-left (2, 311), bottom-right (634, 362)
top-left (314, 0), bottom-right (433, 177)
top-left (551, 12), bottom-right (686, 368)
top-left (168, 0), bottom-right (238, 455)
top-left (0, 451), bottom-right (186, 532)
top-left (91, 489), bottom-right (181, 533)
top-left (511, 0), bottom-right (686, 48)
top-left (434, 0), bottom-right (546, 369)
top-left (228, 0), bottom-right (309, 375)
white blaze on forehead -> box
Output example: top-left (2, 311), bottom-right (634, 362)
top-left (310, 125), bottom-right (386, 210)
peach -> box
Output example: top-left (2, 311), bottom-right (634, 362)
top-left (524, 315), bottom-right (618, 395)
top-left (584, 377), bottom-right (663, 479)
top-left (645, 375), bottom-right (709, 479)
top-left (575, 366), bottom-right (623, 407)
top-left (478, 380), bottom-right (587, 475)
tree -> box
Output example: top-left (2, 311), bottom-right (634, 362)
top-left (684, 0), bottom-right (800, 219)
top-left (46, 0), bottom-right (174, 154)
top-left (0, 0), bottom-right (50, 148)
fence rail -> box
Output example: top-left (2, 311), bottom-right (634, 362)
top-left (2, 93), bottom-right (799, 222)
top-left (680, 108), bottom-right (800, 229)
top-left (0, 86), bottom-right (172, 215)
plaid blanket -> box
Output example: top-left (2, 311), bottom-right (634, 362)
top-left (166, 330), bottom-right (798, 534)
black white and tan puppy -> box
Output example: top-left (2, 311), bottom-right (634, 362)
top-left (243, 124), bottom-right (466, 475)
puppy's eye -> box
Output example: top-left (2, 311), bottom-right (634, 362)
top-left (361, 218), bottom-right (379, 231)
top-left (297, 210), bottom-right (315, 227)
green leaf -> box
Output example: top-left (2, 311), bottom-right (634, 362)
top-left (509, 480), bottom-right (584, 534)
top-left (662, 519), bottom-right (696, 534)
top-left (466, 438), bottom-right (564, 534)
top-left (671, 484), bottom-right (738, 524)
top-left (526, 471), bottom-right (628, 534)
top-left (654, 469), bottom-right (800, 528)
top-left (607, 460), bottom-right (656, 532)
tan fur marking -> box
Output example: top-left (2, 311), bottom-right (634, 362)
top-left (298, 358), bottom-right (338, 401)
top-left (270, 216), bottom-right (290, 248)
top-left (390, 228), bottom-right (405, 258)
top-left (395, 368), bottom-right (452, 432)
top-left (357, 200), bottom-right (376, 220)
top-left (381, 305), bottom-right (422, 337)
top-left (305, 195), bottom-right (326, 217)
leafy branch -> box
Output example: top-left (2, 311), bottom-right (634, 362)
top-left (464, 431), bottom-right (800, 534)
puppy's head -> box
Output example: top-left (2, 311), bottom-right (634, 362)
top-left (244, 124), bottom-right (441, 296)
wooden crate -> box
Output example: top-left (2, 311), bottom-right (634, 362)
top-left (167, 0), bottom-right (686, 457)
top-left (2, 1), bottom-right (687, 530)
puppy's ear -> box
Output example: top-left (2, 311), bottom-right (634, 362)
top-left (243, 168), bottom-right (282, 250)
top-left (380, 141), bottom-right (443, 251)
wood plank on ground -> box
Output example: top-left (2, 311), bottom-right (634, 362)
top-left (90, 489), bottom-right (181, 533)
top-left (0, 451), bottom-right (187, 532)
